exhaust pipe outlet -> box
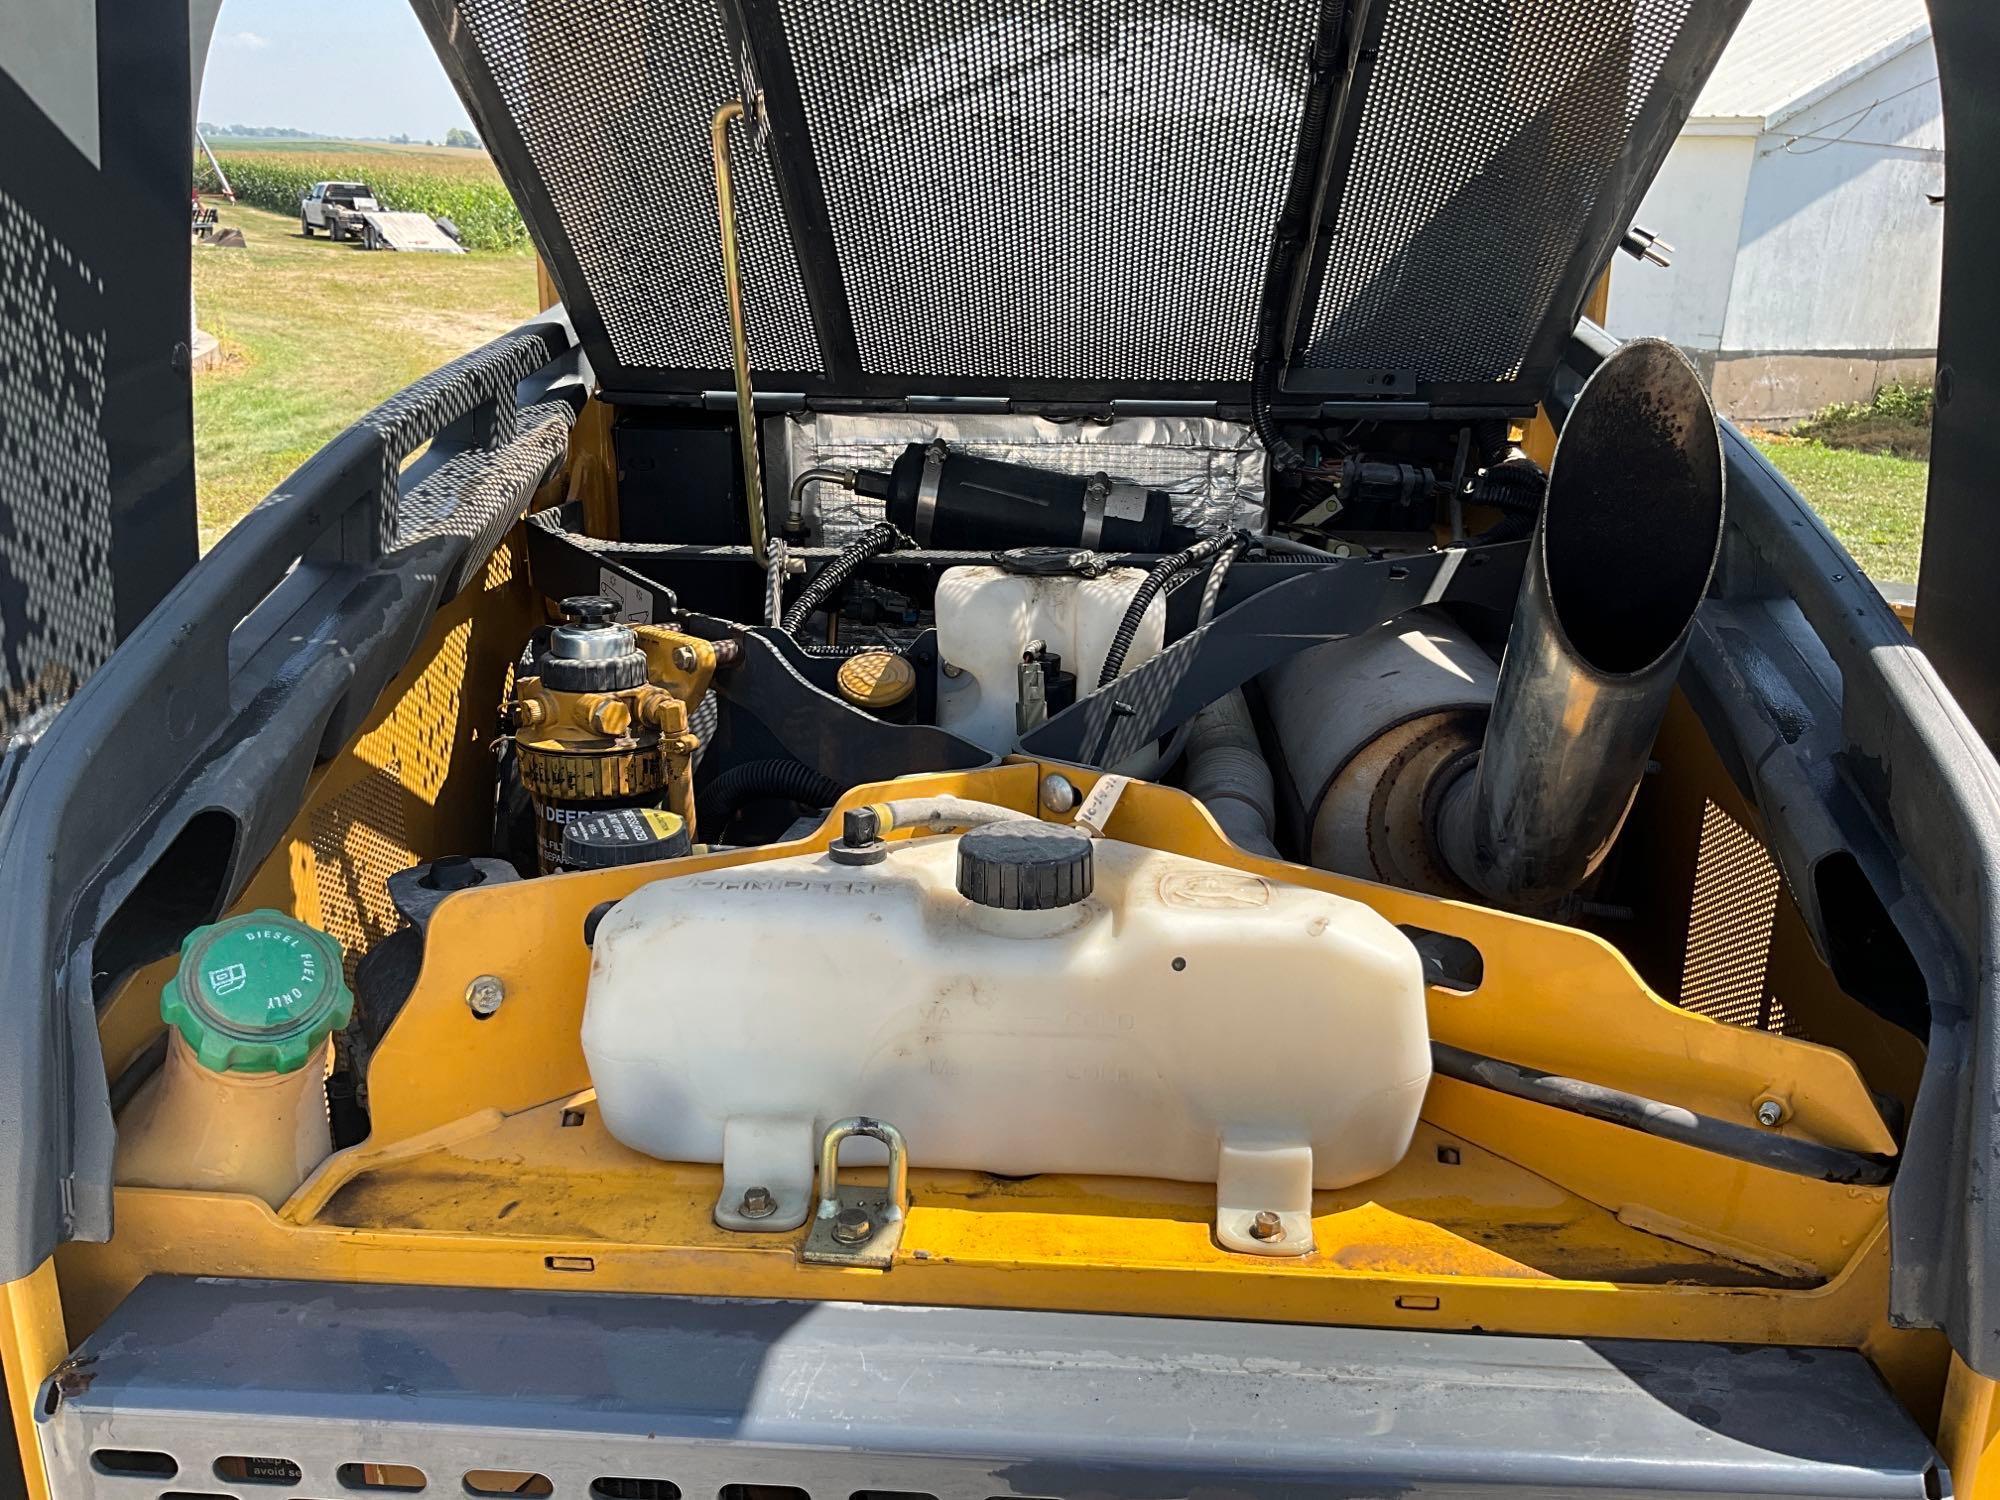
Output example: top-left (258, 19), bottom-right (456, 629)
top-left (1434, 338), bottom-right (1724, 910)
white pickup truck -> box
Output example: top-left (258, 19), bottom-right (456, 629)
top-left (298, 180), bottom-right (378, 242)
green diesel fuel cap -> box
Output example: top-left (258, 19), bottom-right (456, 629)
top-left (160, 910), bottom-right (352, 1074)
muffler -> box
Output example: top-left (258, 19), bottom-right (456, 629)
top-left (1265, 338), bottom-right (1724, 912)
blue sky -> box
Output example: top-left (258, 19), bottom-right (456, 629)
top-left (199, 0), bottom-right (476, 141)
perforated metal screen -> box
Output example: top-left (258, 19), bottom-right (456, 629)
top-left (777, 0), bottom-right (1318, 383)
top-left (1298, 0), bottom-right (1711, 389)
top-left (449, 0), bottom-right (822, 375)
top-left (423, 0), bottom-right (1743, 402)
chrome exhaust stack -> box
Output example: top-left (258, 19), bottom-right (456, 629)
top-left (1434, 338), bottom-right (1724, 911)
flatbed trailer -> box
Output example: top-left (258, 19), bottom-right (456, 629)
top-left (355, 210), bottom-right (463, 254)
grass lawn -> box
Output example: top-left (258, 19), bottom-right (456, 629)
top-left (1745, 434), bottom-right (1929, 585)
top-left (192, 201), bottom-right (537, 549)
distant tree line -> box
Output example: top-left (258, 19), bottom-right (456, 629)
top-left (198, 121), bottom-right (319, 138)
top-left (197, 122), bottom-right (486, 151)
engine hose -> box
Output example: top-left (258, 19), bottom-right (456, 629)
top-left (1158, 537), bottom-right (1252, 769)
top-left (699, 758), bottom-right (844, 841)
top-left (1253, 532), bottom-right (1344, 561)
top-left (1473, 461), bottom-right (1546, 514)
top-left (1097, 530), bottom-right (1245, 688)
top-left (688, 692), bottom-right (717, 770)
top-left (875, 796), bottom-right (1037, 835)
top-left (1177, 688), bottom-right (1280, 858)
top-left (764, 537), bottom-right (790, 627)
top-left (781, 523), bottom-right (909, 636)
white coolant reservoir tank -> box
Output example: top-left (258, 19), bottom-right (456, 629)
top-left (932, 565), bottom-right (1166, 756)
top-left (582, 822), bottom-right (1430, 1256)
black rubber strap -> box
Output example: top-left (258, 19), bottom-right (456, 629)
top-left (1432, 1042), bottom-right (1895, 1186)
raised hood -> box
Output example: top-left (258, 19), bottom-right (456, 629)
top-left (418, 0), bottom-right (1749, 409)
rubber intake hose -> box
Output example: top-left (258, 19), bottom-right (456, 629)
top-left (699, 758), bottom-right (844, 840)
top-left (781, 523), bottom-right (908, 637)
top-left (1097, 531), bottom-right (1245, 688)
top-left (1180, 689), bottom-right (1280, 858)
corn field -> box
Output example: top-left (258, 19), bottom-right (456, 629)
top-left (196, 149), bottom-right (530, 252)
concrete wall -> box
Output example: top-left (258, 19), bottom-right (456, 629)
top-left (1606, 134), bottom-right (1755, 353)
top-left (1711, 351), bottom-right (1934, 424)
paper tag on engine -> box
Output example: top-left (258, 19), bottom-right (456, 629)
top-left (1073, 774), bottom-right (1132, 837)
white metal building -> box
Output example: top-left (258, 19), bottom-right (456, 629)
top-left (1605, 0), bottom-right (1943, 422)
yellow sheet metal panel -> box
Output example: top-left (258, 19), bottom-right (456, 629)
top-left (58, 1177), bottom-right (1913, 1355)
top-left (299, 1098), bottom-right (1782, 1284)
top-left (55, 760), bottom-right (1940, 1441)
top-left (1944, 1357), bottom-right (2000, 1498)
top-left (1633, 691), bottom-right (1929, 1115)
top-left (368, 763), bottom-right (1893, 1160)
top-left (93, 548), bottom-right (535, 1085)
top-left (1, 1261), bottom-right (65, 1500)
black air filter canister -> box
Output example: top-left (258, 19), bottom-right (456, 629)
top-left (865, 444), bottom-right (1173, 551)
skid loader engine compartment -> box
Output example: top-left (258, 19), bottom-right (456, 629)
top-left (16, 227), bottom-right (1959, 1500)
top-left (14, 0), bottom-right (2000, 1492)
top-left (51, 338), bottom-right (1942, 1427)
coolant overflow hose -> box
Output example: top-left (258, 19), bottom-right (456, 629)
top-left (874, 796), bottom-right (1038, 835)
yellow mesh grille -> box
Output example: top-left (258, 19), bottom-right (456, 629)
top-left (307, 763), bottom-right (418, 986)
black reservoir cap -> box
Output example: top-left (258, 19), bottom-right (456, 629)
top-left (561, 806), bottom-right (693, 869)
top-left (956, 820), bottom-right (1094, 910)
top-left (543, 596), bottom-right (648, 694)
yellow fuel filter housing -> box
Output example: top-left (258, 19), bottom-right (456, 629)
top-left (513, 596), bottom-right (689, 870)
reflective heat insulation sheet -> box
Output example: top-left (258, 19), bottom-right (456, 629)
top-left (771, 410), bottom-right (1269, 542)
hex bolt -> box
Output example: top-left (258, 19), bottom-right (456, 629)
top-left (671, 643), bottom-right (699, 673)
top-left (1040, 773), bottom-right (1078, 814)
top-left (738, 1186), bottom-right (777, 1220)
top-left (587, 697), bottom-right (632, 735)
top-left (831, 1206), bottom-right (874, 1244)
top-left (465, 974), bottom-right (506, 1017)
top-left (1755, 1098), bottom-right (1785, 1128)
top-left (1249, 1210), bottom-right (1285, 1242)
top-left (941, 661), bottom-right (964, 679)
